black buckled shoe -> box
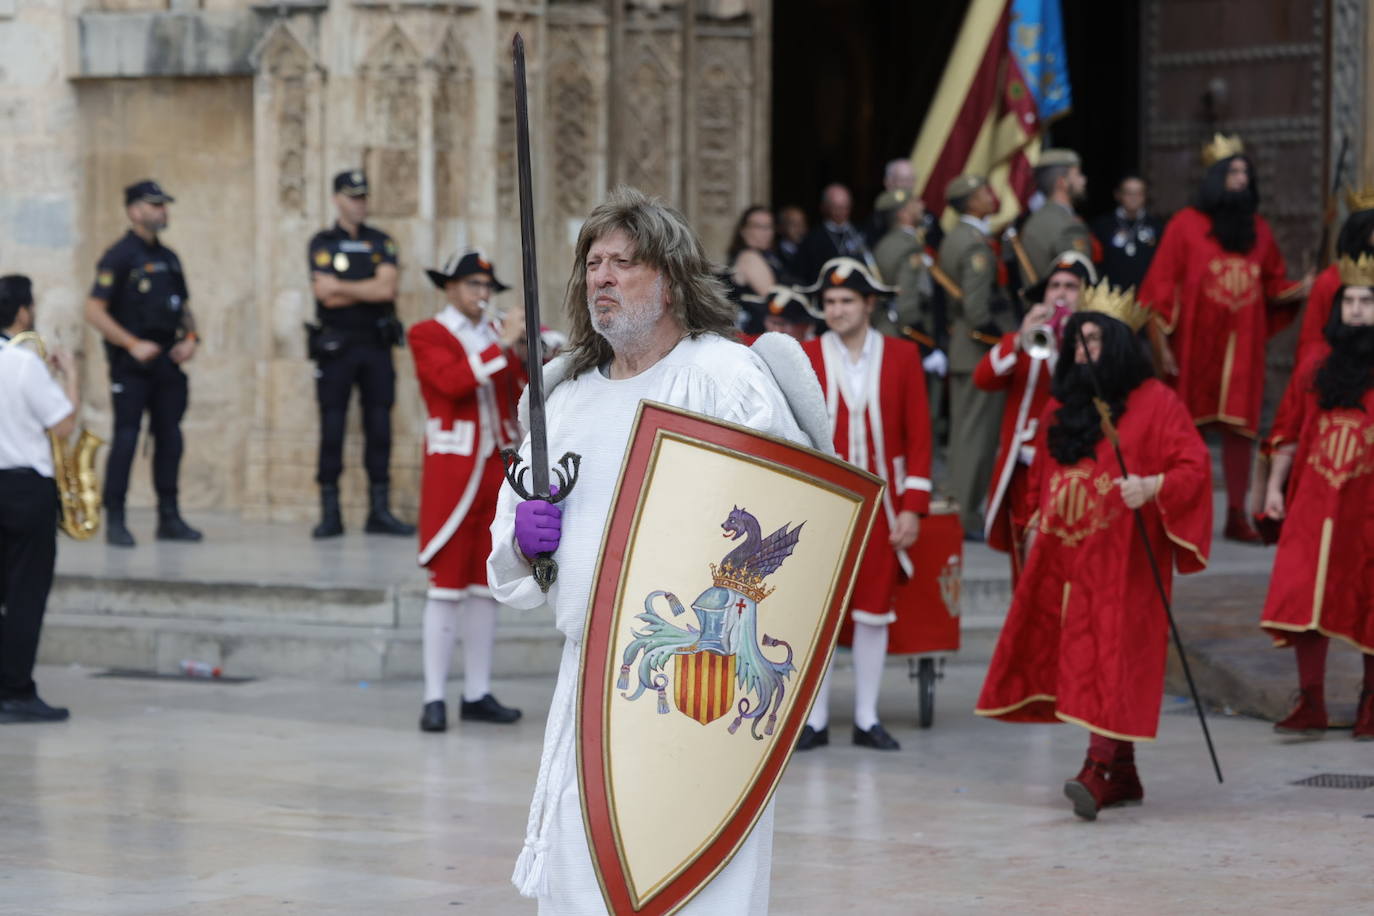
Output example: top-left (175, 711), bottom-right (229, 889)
top-left (852, 722), bottom-right (901, 750)
top-left (460, 693), bottom-right (522, 724)
top-left (795, 724), bottom-right (829, 751)
top-left (419, 700), bottom-right (447, 733)
top-left (0, 695), bottom-right (70, 724)
top-left (105, 507), bottom-right (136, 547)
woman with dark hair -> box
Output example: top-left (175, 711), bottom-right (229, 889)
top-left (727, 205), bottom-right (790, 295)
top-left (1260, 259), bottom-right (1374, 741)
top-left (1296, 193), bottom-right (1374, 364)
top-left (1139, 136), bottom-right (1310, 543)
top-left (977, 285), bottom-right (1213, 821)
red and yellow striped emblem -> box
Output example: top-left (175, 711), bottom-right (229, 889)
top-left (674, 651), bottom-right (735, 726)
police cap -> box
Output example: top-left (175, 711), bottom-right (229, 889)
top-left (333, 170), bottom-right (369, 197)
top-left (124, 180), bottom-right (174, 206)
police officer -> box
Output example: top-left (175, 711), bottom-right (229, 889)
top-left (307, 170), bottom-right (414, 539)
top-left (84, 180), bottom-right (202, 547)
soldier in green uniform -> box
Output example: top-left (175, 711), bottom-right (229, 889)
top-left (939, 174), bottom-right (1014, 538)
top-left (1014, 148), bottom-right (1092, 288)
top-left (872, 189), bottom-right (928, 334)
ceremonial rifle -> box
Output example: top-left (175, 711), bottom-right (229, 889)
top-left (1073, 323), bottom-right (1224, 784)
top-left (501, 33), bottom-right (581, 592)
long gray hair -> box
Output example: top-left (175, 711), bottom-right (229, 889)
top-left (561, 186), bottom-right (738, 378)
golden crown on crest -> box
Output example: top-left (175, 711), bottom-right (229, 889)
top-left (710, 562), bottom-right (774, 603)
top-left (1079, 280), bottom-right (1153, 332)
top-left (1345, 185), bottom-right (1374, 214)
top-left (1338, 254), bottom-right (1374, 288)
top-left (1200, 132), bottom-right (1245, 168)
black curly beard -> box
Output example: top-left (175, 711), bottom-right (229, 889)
top-left (1046, 363), bottom-right (1128, 466)
top-left (1316, 323), bottom-right (1374, 410)
top-left (1206, 190), bottom-right (1258, 254)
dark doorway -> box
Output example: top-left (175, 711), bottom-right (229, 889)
top-left (771, 0), bottom-right (1142, 227)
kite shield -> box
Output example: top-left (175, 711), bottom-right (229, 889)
top-left (578, 401), bottom-right (883, 914)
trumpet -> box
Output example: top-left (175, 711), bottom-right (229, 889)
top-left (1023, 323), bottom-right (1058, 360)
top-left (4, 331), bottom-right (104, 539)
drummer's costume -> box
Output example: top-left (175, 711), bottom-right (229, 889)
top-left (488, 334), bottom-right (816, 914)
top-left (974, 254), bottom-right (1095, 583)
top-left (976, 289), bottom-right (1212, 819)
top-left (1259, 259), bottom-right (1374, 740)
top-left (409, 251), bottom-right (526, 731)
top-left (799, 258), bottom-right (932, 751)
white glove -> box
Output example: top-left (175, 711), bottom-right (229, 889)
top-left (922, 349), bottom-right (949, 378)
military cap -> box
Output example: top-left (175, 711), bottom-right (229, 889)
top-left (875, 188), bottom-right (915, 213)
top-left (1024, 250), bottom-right (1098, 303)
top-left (1036, 148), bottom-right (1081, 170)
top-left (333, 169), bottom-right (369, 197)
top-left (124, 180), bottom-right (174, 206)
top-left (944, 174), bottom-right (986, 203)
top-left (741, 286), bottom-right (822, 325)
top-left (802, 257), bottom-right (895, 298)
top-left (426, 248), bottom-right (509, 292)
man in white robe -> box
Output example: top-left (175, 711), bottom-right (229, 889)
top-left (488, 187), bottom-right (820, 914)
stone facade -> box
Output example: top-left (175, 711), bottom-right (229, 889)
top-left (0, 0), bottom-right (769, 521)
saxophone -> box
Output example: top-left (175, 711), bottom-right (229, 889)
top-left (5, 331), bottom-right (104, 539)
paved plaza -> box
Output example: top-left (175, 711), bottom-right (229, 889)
top-left (3, 656), bottom-right (1372, 915)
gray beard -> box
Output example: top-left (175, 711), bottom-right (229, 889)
top-left (587, 276), bottom-right (666, 353)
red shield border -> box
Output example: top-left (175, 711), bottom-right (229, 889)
top-left (578, 402), bottom-right (883, 914)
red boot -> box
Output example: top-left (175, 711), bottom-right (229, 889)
top-left (1104, 759), bottom-right (1144, 808)
top-left (1063, 757), bottom-right (1112, 821)
top-left (1354, 690), bottom-right (1374, 742)
top-left (1224, 507), bottom-right (1262, 544)
top-left (1273, 689), bottom-right (1327, 736)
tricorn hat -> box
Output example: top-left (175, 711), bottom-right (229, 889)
top-left (426, 249), bottom-right (509, 291)
top-left (802, 257), bottom-right (895, 299)
top-left (1024, 250), bottom-right (1098, 304)
top-left (741, 285), bottom-right (823, 325)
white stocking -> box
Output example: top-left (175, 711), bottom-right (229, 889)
top-left (460, 595), bottom-right (498, 702)
top-left (422, 597), bottom-right (462, 703)
top-left (851, 621), bottom-right (889, 731)
top-left (806, 663), bottom-right (833, 731)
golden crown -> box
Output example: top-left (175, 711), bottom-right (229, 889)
top-left (1346, 185), bottom-right (1374, 214)
top-left (1201, 132), bottom-right (1245, 168)
top-left (710, 562), bottom-right (774, 603)
top-left (1079, 280), bottom-right (1153, 332)
top-left (1338, 254), bottom-right (1374, 287)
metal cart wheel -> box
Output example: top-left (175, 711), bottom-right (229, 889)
top-left (916, 657), bottom-right (938, 729)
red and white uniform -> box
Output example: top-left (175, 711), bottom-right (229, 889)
top-left (408, 306), bottom-right (526, 599)
top-left (803, 329), bottom-right (932, 623)
top-left (973, 333), bottom-right (1054, 579)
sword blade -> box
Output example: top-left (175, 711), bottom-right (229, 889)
top-left (512, 33), bottom-right (550, 498)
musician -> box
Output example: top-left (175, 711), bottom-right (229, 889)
top-left (410, 250), bottom-right (525, 732)
top-left (84, 180), bottom-right (201, 547)
top-left (306, 170), bottom-right (413, 539)
top-left (0, 276), bottom-right (77, 723)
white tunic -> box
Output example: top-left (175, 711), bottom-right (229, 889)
top-left (489, 333), bottom-right (806, 915)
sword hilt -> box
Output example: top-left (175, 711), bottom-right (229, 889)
top-left (501, 449), bottom-right (582, 592)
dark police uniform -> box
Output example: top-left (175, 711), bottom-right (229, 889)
top-left (90, 192), bottom-right (194, 533)
top-left (306, 170), bottom-right (413, 538)
top-left (1090, 207), bottom-right (1165, 290)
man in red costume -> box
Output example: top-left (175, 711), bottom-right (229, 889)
top-left (1296, 191), bottom-right (1374, 365)
top-left (976, 283), bottom-right (1213, 820)
top-left (797, 257), bottom-right (932, 752)
top-left (409, 249), bottom-right (527, 732)
top-left (1139, 134), bottom-right (1307, 542)
top-left (974, 252), bottom-right (1095, 583)
top-left (1260, 256), bottom-right (1374, 740)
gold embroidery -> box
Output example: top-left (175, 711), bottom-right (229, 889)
top-left (1039, 464), bottom-right (1120, 546)
top-left (1307, 411), bottom-right (1374, 488)
top-left (1205, 257), bottom-right (1262, 312)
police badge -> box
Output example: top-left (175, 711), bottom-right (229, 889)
top-left (579, 403), bottom-right (883, 914)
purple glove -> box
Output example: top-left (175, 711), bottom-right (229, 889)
top-left (515, 499), bottom-right (562, 559)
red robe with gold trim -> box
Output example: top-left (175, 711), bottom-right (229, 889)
top-left (1260, 349), bottom-right (1374, 654)
top-left (1295, 263), bottom-right (1343, 367)
top-left (1139, 206), bottom-right (1291, 436)
top-left (976, 379), bottom-right (1212, 741)
top-left (973, 332), bottom-right (1054, 574)
top-left (802, 330), bottom-right (931, 626)
top-left (408, 306), bottom-right (526, 598)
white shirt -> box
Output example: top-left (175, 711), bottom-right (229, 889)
top-left (0, 336), bottom-right (72, 478)
top-left (489, 333), bottom-right (806, 913)
top-left (959, 213), bottom-right (992, 236)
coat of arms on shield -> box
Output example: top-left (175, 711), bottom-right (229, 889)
top-left (579, 402), bottom-right (883, 915)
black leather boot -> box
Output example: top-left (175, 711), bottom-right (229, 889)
top-left (156, 501), bottom-right (203, 541)
top-left (364, 483), bottom-right (415, 536)
top-left (105, 506), bottom-right (136, 548)
top-left (312, 484), bottom-right (344, 539)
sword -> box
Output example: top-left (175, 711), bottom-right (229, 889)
top-left (1073, 323), bottom-right (1224, 784)
top-left (501, 33), bottom-right (580, 593)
